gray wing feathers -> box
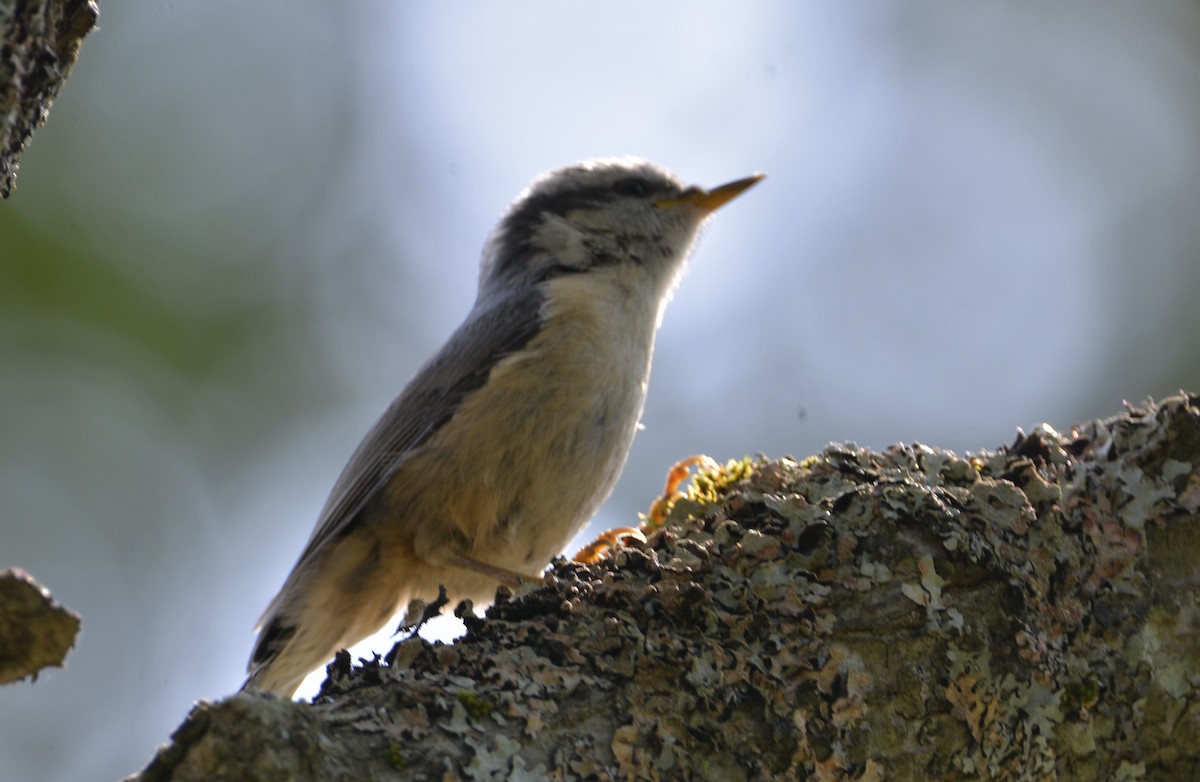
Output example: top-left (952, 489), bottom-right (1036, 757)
top-left (287, 289), bottom-right (545, 573)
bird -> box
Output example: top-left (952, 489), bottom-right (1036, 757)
top-left (243, 157), bottom-right (764, 697)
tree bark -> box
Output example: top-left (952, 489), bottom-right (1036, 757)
top-left (0, 0), bottom-right (98, 198)
top-left (0, 568), bottom-right (80, 684)
top-left (129, 395), bottom-right (1200, 781)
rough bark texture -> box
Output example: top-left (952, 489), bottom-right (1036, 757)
top-left (0, 568), bottom-right (81, 684)
top-left (0, 0), bottom-right (98, 198)
top-left (130, 395), bottom-right (1200, 781)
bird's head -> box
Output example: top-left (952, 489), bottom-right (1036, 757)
top-left (478, 157), bottom-right (763, 300)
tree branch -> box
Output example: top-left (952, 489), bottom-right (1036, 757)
top-left (129, 395), bottom-right (1200, 781)
top-left (0, 0), bottom-right (98, 198)
top-left (0, 568), bottom-right (81, 684)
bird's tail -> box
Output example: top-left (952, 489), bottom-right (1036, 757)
top-left (241, 616), bottom-right (309, 698)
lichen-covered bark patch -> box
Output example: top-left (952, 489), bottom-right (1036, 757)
top-left (129, 395), bottom-right (1200, 781)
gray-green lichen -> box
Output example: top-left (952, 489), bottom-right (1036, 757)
top-left (0, 568), bottom-right (80, 684)
top-left (130, 395), bottom-right (1200, 781)
top-left (0, 0), bottom-right (99, 197)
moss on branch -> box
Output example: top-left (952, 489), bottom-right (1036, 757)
top-left (131, 395), bottom-right (1200, 781)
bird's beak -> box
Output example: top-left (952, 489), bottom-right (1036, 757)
top-left (656, 173), bottom-right (766, 215)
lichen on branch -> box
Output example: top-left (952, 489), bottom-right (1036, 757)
top-left (130, 395), bottom-right (1200, 781)
top-left (0, 0), bottom-right (99, 198)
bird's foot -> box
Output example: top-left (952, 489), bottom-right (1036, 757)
top-left (446, 553), bottom-right (538, 588)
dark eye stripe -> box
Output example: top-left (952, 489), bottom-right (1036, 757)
top-left (612, 178), bottom-right (650, 197)
top-left (488, 174), bottom-right (675, 284)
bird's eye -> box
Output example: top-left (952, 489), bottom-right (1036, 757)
top-left (613, 178), bottom-right (650, 197)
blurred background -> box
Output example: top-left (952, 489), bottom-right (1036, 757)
top-left (3, 2), bottom-right (1199, 779)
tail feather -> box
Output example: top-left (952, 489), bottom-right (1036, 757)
top-left (241, 617), bottom-right (308, 697)
top-left (242, 537), bottom-right (439, 698)
top-left (241, 660), bottom-right (308, 699)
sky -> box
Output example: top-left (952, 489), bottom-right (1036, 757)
top-left (2, 2), bottom-right (1199, 780)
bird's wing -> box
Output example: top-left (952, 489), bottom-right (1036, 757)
top-left (286, 289), bottom-right (546, 577)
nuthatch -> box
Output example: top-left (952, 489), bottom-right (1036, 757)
top-left (244, 158), bottom-right (763, 696)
